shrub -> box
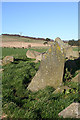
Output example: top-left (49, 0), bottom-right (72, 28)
top-left (43, 41), bottom-right (48, 45)
top-left (63, 68), bottom-right (72, 82)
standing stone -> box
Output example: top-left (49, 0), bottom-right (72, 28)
top-left (55, 37), bottom-right (66, 50)
top-left (55, 37), bottom-right (79, 59)
top-left (28, 40), bottom-right (65, 92)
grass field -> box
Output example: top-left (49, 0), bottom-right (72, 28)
top-left (2, 35), bottom-right (46, 43)
top-left (1, 44), bottom-right (80, 119)
top-left (72, 46), bottom-right (80, 51)
top-left (2, 55), bottom-right (79, 119)
top-left (1, 46), bottom-right (79, 59)
top-left (2, 47), bottom-right (48, 59)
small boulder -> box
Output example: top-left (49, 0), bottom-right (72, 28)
top-left (2, 56), bottom-right (14, 65)
top-left (53, 86), bottom-right (70, 94)
top-left (26, 50), bottom-right (43, 61)
top-left (72, 73), bottom-right (79, 82)
top-left (72, 51), bottom-right (79, 58)
top-left (0, 60), bottom-right (2, 65)
top-left (58, 102), bottom-right (80, 118)
top-left (0, 68), bottom-right (4, 72)
top-left (66, 47), bottom-right (79, 59)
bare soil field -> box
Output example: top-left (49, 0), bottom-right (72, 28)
top-left (0, 35), bottom-right (51, 48)
top-left (1, 41), bottom-right (49, 48)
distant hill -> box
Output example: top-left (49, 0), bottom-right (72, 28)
top-left (2, 34), bottom-right (48, 41)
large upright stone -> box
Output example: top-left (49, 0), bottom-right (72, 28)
top-left (55, 37), bottom-right (79, 59)
top-left (28, 41), bottom-right (65, 92)
top-left (55, 37), bottom-right (67, 51)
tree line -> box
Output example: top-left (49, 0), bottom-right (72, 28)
top-left (68, 39), bottom-right (80, 46)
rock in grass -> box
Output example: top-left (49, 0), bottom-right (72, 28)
top-left (26, 50), bottom-right (43, 61)
top-left (0, 60), bottom-right (2, 65)
top-left (72, 73), bottom-right (79, 82)
top-left (58, 102), bottom-right (80, 118)
top-left (28, 38), bottom-right (65, 92)
top-left (73, 51), bottom-right (79, 58)
top-left (0, 68), bottom-right (4, 72)
top-left (2, 56), bottom-right (14, 65)
top-left (53, 86), bottom-right (70, 94)
top-left (66, 47), bottom-right (79, 59)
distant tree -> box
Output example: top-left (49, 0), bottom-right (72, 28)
top-left (68, 39), bottom-right (79, 46)
top-left (46, 38), bottom-right (50, 42)
top-left (78, 39), bottom-right (80, 46)
top-left (43, 41), bottom-right (48, 45)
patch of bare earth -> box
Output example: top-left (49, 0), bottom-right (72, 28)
top-left (1, 42), bottom-right (49, 48)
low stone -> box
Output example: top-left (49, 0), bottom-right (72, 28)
top-left (72, 51), bottom-right (79, 58)
top-left (53, 86), bottom-right (70, 94)
top-left (58, 102), bottom-right (80, 118)
top-left (26, 50), bottom-right (42, 61)
top-left (36, 54), bottom-right (43, 61)
top-left (66, 47), bottom-right (79, 59)
top-left (72, 73), bottom-right (79, 82)
top-left (0, 68), bottom-right (4, 72)
top-left (2, 56), bottom-right (14, 65)
top-left (0, 60), bottom-right (2, 65)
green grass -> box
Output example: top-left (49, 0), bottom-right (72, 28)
top-left (2, 47), bottom-right (28, 59)
top-left (72, 46), bottom-right (80, 51)
top-left (2, 46), bottom-right (80, 119)
top-left (28, 47), bottom-right (48, 53)
top-left (2, 59), bottom-right (79, 119)
top-left (2, 35), bottom-right (45, 43)
top-left (2, 47), bottom-right (48, 59)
